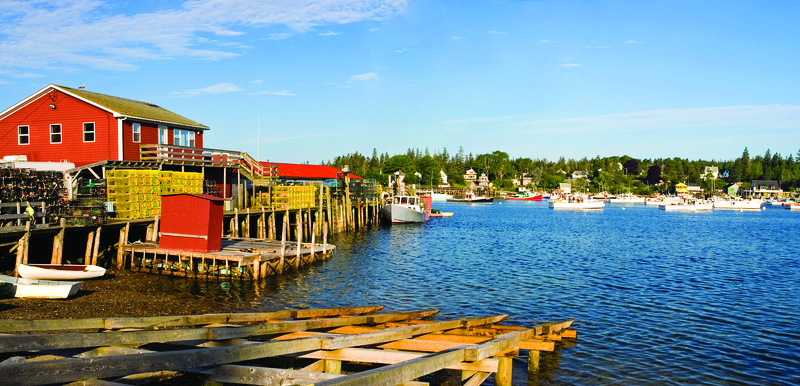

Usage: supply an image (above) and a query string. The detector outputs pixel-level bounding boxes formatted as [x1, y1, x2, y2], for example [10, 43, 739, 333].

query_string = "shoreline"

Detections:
[0, 270, 240, 320]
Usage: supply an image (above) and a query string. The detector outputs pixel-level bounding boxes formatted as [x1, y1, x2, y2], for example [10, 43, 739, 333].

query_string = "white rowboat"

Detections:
[0, 274, 82, 299]
[18, 264, 106, 280]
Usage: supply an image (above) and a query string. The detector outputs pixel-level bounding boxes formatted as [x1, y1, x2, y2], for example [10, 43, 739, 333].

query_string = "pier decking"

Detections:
[120, 238, 336, 279]
[0, 306, 576, 386]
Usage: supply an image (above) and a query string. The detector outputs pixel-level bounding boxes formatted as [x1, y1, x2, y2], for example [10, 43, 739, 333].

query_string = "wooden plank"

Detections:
[464, 329, 535, 362]
[292, 306, 384, 319]
[203, 365, 341, 385]
[300, 348, 498, 373]
[65, 380, 131, 386]
[321, 327, 413, 350]
[0, 328, 212, 353]
[377, 339, 465, 353]
[327, 326, 384, 334]
[518, 339, 555, 352]
[0, 318, 107, 333]
[562, 329, 577, 339]
[414, 334, 492, 345]
[311, 346, 467, 386]
[0, 338, 323, 386]
[301, 360, 326, 372]
[462, 371, 491, 386]
[208, 316, 371, 341]
[104, 311, 292, 329]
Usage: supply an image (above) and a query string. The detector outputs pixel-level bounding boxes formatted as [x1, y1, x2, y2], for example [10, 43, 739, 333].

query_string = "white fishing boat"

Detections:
[712, 198, 763, 210]
[0, 274, 82, 299]
[659, 199, 713, 211]
[645, 196, 680, 206]
[381, 195, 429, 224]
[18, 264, 106, 280]
[549, 195, 605, 209]
[607, 193, 646, 204]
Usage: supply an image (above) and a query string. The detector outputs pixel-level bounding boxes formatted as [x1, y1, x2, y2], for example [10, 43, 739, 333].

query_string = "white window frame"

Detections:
[173, 129, 181, 146]
[50, 124, 62, 144]
[18, 125, 29, 145]
[158, 125, 168, 145]
[83, 122, 95, 142]
[188, 131, 196, 147]
[132, 122, 141, 143]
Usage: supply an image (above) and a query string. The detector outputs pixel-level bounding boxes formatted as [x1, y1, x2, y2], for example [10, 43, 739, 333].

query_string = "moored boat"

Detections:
[607, 194, 645, 204]
[505, 192, 543, 201]
[18, 264, 106, 280]
[447, 191, 493, 203]
[659, 199, 713, 211]
[0, 274, 82, 299]
[381, 195, 430, 224]
[712, 198, 763, 210]
[549, 195, 605, 209]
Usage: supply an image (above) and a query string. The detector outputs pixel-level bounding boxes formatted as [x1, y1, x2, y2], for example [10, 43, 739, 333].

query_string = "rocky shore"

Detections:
[0, 270, 240, 320]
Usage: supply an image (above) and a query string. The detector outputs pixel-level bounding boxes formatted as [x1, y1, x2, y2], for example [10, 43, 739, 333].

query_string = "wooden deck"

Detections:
[0, 306, 576, 386]
[119, 238, 336, 279]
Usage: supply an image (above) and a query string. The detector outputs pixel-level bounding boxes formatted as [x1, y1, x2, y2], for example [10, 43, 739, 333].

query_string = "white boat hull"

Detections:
[608, 197, 646, 203]
[18, 264, 106, 280]
[381, 204, 426, 224]
[659, 203, 714, 211]
[713, 200, 763, 210]
[0, 274, 81, 299]
[549, 201, 605, 209]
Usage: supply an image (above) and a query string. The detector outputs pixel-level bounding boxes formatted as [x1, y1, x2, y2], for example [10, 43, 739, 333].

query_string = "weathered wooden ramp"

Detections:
[0, 306, 576, 386]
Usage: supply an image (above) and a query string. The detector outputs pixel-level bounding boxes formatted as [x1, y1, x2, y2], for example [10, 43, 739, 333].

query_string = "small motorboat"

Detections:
[505, 192, 543, 201]
[0, 274, 82, 299]
[18, 264, 106, 280]
[549, 195, 605, 209]
[447, 191, 493, 203]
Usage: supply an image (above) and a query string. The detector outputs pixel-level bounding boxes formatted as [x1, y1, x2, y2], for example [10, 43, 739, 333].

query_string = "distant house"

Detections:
[0, 84, 209, 167]
[703, 166, 719, 180]
[724, 183, 743, 196]
[558, 182, 571, 194]
[687, 183, 703, 194]
[464, 168, 477, 183]
[674, 183, 689, 195]
[571, 171, 590, 180]
[750, 180, 782, 197]
[478, 173, 490, 188]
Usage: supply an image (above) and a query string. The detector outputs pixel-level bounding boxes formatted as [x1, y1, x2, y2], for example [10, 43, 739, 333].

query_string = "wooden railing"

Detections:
[139, 144, 278, 178]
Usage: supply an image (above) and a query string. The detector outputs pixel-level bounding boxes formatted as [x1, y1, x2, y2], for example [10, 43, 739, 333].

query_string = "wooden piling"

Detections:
[85, 231, 95, 263]
[91, 226, 102, 266]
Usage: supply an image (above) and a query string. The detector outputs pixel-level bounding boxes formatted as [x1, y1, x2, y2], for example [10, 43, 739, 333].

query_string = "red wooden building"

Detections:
[0, 84, 209, 167]
[159, 194, 224, 253]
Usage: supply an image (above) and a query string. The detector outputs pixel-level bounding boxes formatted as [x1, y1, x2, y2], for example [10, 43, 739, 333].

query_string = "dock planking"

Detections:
[0, 306, 576, 386]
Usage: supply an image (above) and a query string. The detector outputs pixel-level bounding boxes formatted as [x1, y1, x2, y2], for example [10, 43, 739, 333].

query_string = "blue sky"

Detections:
[1, 0, 798, 164]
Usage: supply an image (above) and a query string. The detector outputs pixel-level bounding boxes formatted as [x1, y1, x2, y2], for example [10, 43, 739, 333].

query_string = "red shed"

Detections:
[159, 194, 224, 253]
[0, 84, 209, 167]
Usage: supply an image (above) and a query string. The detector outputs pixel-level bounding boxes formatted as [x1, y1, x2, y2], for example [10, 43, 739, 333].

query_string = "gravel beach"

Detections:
[0, 270, 239, 320]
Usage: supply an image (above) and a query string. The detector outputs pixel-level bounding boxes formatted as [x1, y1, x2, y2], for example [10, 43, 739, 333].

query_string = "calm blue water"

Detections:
[171, 201, 800, 385]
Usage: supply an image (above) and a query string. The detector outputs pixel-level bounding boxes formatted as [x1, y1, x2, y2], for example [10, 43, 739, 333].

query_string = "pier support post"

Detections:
[51, 219, 65, 264]
[324, 359, 341, 374]
[85, 231, 95, 263]
[495, 356, 513, 386]
[91, 226, 102, 266]
[116, 223, 129, 269]
[527, 350, 540, 372]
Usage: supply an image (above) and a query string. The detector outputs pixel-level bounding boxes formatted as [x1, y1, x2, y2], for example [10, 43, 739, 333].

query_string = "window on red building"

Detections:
[18, 126, 29, 145]
[83, 122, 95, 142]
[50, 124, 62, 144]
[132, 123, 141, 143]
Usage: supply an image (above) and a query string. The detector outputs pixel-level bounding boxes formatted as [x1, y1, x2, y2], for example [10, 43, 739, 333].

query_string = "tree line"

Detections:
[326, 147, 800, 195]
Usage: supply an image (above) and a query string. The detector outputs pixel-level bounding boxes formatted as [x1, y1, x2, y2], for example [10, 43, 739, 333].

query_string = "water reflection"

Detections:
[152, 202, 800, 385]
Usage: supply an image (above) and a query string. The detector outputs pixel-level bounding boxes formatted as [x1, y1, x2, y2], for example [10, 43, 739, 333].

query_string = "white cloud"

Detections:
[369, 28, 380, 32]
[174, 83, 244, 97]
[0, 1, 408, 71]
[248, 90, 295, 96]
[0, 79, 11, 85]
[319, 31, 340, 36]
[250, 79, 264, 84]
[538, 39, 558, 43]
[452, 36, 462, 40]
[624, 40, 644, 44]
[561, 63, 582, 68]
[263, 32, 294, 40]
[350, 72, 378, 81]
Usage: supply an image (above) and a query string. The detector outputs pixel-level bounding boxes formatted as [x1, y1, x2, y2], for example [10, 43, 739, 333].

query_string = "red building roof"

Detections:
[262, 162, 362, 180]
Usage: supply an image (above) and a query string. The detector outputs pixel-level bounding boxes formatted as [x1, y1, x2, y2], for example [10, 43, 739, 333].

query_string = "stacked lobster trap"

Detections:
[106, 170, 203, 219]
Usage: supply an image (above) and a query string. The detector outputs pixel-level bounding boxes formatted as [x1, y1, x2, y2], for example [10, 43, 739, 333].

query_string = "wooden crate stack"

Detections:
[107, 170, 203, 219]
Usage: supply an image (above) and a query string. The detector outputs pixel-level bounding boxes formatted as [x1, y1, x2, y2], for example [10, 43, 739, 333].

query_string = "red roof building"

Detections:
[0, 84, 209, 167]
[263, 162, 362, 181]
